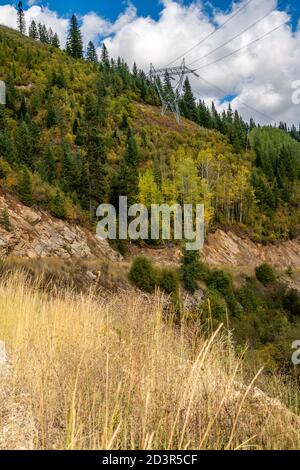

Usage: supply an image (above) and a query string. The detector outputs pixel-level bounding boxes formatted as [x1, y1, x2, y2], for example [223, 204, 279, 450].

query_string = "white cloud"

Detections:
[0, 0, 299, 125]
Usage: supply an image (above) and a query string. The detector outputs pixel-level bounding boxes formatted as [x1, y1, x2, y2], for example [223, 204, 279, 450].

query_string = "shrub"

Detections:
[283, 289, 300, 317]
[207, 269, 233, 296]
[129, 256, 157, 293]
[201, 288, 228, 321]
[158, 268, 179, 295]
[180, 249, 208, 293]
[255, 263, 276, 286]
[1, 207, 12, 231]
[286, 266, 293, 278]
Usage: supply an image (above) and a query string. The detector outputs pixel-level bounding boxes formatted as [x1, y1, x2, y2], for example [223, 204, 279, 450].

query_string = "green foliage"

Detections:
[0, 23, 299, 243]
[283, 289, 300, 317]
[129, 256, 157, 293]
[1, 207, 12, 232]
[286, 265, 293, 278]
[86, 41, 98, 63]
[17, 1, 26, 35]
[207, 269, 233, 296]
[129, 257, 180, 302]
[180, 249, 205, 293]
[50, 190, 66, 219]
[19, 167, 33, 206]
[111, 130, 140, 207]
[158, 268, 179, 295]
[66, 15, 83, 59]
[255, 263, 276, 286]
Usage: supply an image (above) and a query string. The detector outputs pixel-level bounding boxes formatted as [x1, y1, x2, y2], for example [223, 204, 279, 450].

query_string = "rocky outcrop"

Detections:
[0, 193, 118, 261]
[203, 230, 300, 269]
[1, 192, 299, 271]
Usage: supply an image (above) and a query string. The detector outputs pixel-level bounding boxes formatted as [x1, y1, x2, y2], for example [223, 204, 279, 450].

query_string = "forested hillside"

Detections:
[1, 23, 300, 244]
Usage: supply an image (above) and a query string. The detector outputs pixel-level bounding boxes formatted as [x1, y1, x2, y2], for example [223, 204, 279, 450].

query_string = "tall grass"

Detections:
[0, 273, 299, 450]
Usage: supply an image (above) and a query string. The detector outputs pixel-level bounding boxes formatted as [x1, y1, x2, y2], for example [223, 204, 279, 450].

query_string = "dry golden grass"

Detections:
[0, 273, 299, 450]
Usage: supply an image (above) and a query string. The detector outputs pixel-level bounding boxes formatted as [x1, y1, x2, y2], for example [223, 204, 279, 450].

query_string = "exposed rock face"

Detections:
[203, 230, 300, 269]
[0, 193, 118, 261]
[1, 192, 299, 270]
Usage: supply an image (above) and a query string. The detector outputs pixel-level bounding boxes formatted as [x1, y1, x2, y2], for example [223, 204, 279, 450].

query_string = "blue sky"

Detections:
[0, 1, 298, 24]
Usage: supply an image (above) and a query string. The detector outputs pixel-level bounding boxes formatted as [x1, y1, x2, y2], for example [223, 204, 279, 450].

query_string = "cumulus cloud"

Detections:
[0, 0, 299, 124]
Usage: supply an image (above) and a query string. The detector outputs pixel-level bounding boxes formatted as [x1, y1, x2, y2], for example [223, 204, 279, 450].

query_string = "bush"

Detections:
[158, 268, 179, 295]
[180, 249, 208, 293]
[207, 269, 233, 296]
[129, 256, 157, 293]
[255, 263, 276, 286]
[283, 289, 300, 317]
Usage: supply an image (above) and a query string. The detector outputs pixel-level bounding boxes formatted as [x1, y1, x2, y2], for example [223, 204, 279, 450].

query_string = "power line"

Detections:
[165, 0, 256, 68]
[194, 21, 287, 72]
[187, 4, 279, 69]
[193, 73, 277, 123]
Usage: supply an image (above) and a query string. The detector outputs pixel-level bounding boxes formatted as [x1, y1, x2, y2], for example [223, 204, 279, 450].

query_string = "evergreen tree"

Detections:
[38, 24, 49, 43]
[180, 248, 203, 294]
[19, 167, 33, 206]
[83, 103, 109, 216]
[163, 71, 175, 103]
[100, 44, 109, 66]
[86, 41, 98, 62]
[180, 77, 197, 122]
[66, 15, 83, 59]
[111, 130, 139, 207]
[15, 121, 33, 169]
[29, 20, 38, 40]
[17, 1, 26, 35]
[40, 147, 56, 184]
[50, 190, 66, 219]
[48, 27, 54, 44]
[18, 95, 27, 121]
[46, 97, 59, 128]
[51, 33, 60, 49]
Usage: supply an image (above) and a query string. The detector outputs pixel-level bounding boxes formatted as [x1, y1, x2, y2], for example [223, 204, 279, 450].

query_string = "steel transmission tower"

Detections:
[149, 59, 199, 123]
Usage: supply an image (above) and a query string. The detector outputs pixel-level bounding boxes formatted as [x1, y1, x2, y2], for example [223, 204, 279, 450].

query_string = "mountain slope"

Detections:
[1, 25, 299, 243]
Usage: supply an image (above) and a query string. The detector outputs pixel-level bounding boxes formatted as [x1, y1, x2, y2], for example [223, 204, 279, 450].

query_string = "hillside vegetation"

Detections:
[0, 273, 299, 450]
[0, 25, 300, 242]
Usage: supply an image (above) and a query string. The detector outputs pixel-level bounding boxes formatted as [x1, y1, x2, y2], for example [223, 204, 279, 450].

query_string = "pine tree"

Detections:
[100, 44, 109, 66]
[18, 95, 27, 121]
[29, 20, 38, 40]
[180, 77, 197, 122]
[86, 41, 98, 62]
[19, 167, 33, 206]
[46, 97, 59, 128]
[51, 33, 60, 49]
[163, 72, 175, 102]
[111, 130, 140, 207]
[84, 128, 109, 217]
[38, 24, 49, 43]
[40, 147, 56, 184]
[17, 1, 26, 35]
[50, 190, 66, 219]
[66, 15, 83, 59]
[48, 28, 54, 44]
[15, 121, 33, 169]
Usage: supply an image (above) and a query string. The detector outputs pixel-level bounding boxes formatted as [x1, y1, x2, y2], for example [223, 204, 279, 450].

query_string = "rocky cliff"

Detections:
[0, 192, 118, 261]
[1, 192, 299, 271]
